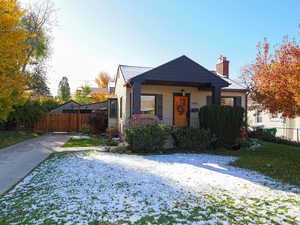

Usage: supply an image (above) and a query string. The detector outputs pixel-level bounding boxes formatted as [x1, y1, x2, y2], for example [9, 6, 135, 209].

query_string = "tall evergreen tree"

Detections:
[58, 76, 71, 102]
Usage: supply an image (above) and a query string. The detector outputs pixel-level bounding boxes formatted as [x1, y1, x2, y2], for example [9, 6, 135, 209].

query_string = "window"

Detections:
[221, 97, 235, 106]
[140, 95, 156, 115]
[207, 96, 242, 106]
[120, 97, 123, 118]
[109, 99, 117, 118]
[256, 110, 262, 123]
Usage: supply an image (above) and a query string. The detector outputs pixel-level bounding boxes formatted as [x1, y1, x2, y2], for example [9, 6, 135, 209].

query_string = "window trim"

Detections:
[207, 96, 242, 107]
[140, 94, 157, 115]
[109, 98, 118, 118]
[120, 97, 123, 118]
[220, 96, 235, 106]
[222, 96, 242, 107]
[256, 109, 263, 123]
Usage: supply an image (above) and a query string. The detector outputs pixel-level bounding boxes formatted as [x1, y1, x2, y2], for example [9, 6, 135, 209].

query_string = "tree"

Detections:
[90, 91, 110, 103]
[58, 77, 71, 102]
[6, 98, 59, 129]
[242, 27, 300, 118]
[95, 72, 110, 88]
[74, 85, 92, 104]
[25, 61, 50, 97]
[0, 0, 31, 122]
[21, 0, 56, 97]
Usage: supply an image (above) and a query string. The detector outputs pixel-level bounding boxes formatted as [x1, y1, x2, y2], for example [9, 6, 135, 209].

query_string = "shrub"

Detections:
[125, 125, 171, 153]
[249, 128, 300, 147]
[89, 111, 107, 133]
[172, 127, 210, 150]
[199, 105, 244, 148]
[4, 99, 60, 129]
[80, 127, 91, 135]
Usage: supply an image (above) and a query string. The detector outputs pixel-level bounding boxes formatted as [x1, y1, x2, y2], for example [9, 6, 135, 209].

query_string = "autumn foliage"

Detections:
[92, 72, 112, 102]
[244, 28, 300, 118]
[0, 0, 31, 121]
[95, 72, 110, 88]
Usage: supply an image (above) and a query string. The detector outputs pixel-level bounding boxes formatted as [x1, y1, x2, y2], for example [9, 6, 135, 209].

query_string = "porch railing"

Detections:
[124, 117, 200, 129]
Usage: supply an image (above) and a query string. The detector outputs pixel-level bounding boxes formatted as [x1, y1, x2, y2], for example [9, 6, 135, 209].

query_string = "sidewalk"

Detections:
[0, 133, 70, 194]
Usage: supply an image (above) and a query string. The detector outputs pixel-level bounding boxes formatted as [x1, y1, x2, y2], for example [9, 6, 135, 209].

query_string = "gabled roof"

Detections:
[221, 77, 247, 91]
[210, 70, 247, 91]
[119, 65, 152, 81]
[130, 56, 229, 87]
[80, 101, 107, 110]
[50, 100, 81, 112]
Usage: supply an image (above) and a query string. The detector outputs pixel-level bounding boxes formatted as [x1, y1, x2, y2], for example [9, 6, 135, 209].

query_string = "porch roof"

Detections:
[127, 56, 230, 87]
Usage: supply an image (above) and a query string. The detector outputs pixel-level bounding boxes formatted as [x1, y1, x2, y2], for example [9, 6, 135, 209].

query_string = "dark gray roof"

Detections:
[130, 56, 229, 87]
[50, 100, 81, 113]
[80, 101, 107, 110]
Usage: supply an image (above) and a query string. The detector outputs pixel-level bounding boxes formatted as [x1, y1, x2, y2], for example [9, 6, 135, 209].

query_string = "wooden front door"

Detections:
[174, 95, 189, 127]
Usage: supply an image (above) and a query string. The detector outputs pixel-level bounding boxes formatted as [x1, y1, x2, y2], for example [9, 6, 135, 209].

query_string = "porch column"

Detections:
[211, 85, 221, 105]
[132, 82, 141, 114]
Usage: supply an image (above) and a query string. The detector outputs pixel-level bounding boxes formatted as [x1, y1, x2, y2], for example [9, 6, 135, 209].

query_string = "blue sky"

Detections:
[21, 0, 300, 95]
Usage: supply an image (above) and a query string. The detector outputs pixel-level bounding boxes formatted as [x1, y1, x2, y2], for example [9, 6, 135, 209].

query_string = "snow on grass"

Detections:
[1, 152, 300, 225]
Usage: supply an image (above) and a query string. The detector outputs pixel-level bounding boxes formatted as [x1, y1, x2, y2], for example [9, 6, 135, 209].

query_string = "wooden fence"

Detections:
[33, 113, 92, 132]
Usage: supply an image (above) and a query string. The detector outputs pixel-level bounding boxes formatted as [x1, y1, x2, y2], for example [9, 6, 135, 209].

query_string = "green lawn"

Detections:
[61, 137, 105, 147]
[207, 141, 300, 187]
[0, 131, 40, 149]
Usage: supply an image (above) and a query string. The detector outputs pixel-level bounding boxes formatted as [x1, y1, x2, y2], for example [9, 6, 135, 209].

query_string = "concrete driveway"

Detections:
[0, 133, 71, 194]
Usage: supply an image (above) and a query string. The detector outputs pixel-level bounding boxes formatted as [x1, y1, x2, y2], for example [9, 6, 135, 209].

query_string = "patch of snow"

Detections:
[1, 152, 299, 225]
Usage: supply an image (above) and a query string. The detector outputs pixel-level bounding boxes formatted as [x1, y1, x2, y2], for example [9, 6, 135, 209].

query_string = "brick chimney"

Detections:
[216, 56, 229, 78]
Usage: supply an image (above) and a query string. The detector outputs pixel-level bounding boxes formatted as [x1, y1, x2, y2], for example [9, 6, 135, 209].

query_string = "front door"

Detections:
[174, 95, 189, 127]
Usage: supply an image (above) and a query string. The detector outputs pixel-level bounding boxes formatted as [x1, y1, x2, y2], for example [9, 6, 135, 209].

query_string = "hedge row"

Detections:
[125, 125, 211, 153]
[125, 105, 245, 153]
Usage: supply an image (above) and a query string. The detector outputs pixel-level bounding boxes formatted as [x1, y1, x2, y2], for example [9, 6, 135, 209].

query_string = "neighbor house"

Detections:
[107, 55, 248, 133]
[248, 104, 300, 142]
[51, 100, 107, 114]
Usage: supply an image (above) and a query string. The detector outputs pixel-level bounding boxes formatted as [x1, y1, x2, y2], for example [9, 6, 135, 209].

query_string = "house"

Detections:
[107, 55, 248, 133]
[248, 104, 300, 142]
[51, 100, 81, 114]
[51, 100, 107, 114]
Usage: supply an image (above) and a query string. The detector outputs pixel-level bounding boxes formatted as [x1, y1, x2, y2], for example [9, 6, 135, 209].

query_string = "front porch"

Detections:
[127, 56, 230, 128]
[129, 83, 227, 128]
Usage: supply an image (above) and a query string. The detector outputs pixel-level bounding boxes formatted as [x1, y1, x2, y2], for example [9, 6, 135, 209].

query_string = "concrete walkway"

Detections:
[0, 133, 71, 194]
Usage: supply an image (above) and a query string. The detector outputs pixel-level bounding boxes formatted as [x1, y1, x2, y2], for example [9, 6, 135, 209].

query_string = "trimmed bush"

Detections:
[172, 127, 210, 150]
[125, 125, 171, 153]
[199, 105, 244, 148]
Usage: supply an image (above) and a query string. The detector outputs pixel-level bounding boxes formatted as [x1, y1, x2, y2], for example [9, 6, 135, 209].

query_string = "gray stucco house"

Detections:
[107, 55, 247, 133]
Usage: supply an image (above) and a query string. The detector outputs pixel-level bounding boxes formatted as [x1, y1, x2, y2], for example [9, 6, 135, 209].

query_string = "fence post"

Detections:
[297, 128, 299, 142]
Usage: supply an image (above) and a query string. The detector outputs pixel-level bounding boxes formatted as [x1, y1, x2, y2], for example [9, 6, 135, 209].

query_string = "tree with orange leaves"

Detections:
[92, 72, 112, 103]
[90, 91, 110, 103]
[242, 26, 300, 118]
[95, 72, 110, 88]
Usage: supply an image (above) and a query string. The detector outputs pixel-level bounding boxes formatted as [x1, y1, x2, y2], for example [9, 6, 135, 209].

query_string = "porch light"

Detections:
[181, 89, 186, 96]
